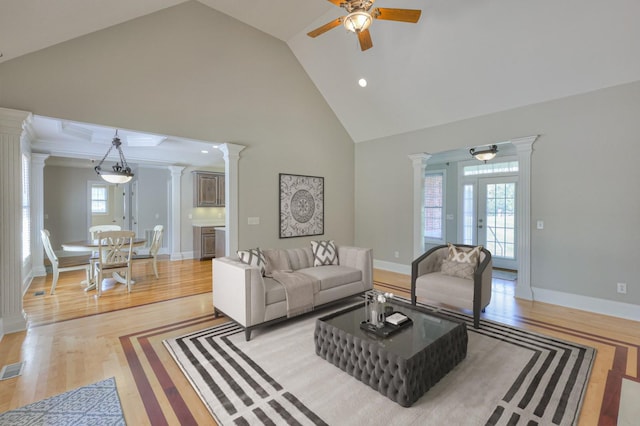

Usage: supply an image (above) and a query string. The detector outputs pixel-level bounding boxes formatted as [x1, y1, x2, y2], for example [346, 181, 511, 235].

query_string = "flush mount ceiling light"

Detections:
[470, 145, 498, 163]
[94, 130, 134, 184]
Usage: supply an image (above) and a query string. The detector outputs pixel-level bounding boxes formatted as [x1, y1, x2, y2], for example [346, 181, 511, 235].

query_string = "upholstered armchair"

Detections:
[411, 244, 492, 328]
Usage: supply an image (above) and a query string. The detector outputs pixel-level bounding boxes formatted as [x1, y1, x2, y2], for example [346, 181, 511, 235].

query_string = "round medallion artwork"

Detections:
[290, 190, 315, 223]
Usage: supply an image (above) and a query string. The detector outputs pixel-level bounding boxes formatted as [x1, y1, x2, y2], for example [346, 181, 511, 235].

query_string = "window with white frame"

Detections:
[424, 170, 445, 242]
[22, 154, 31, 261]
[91, 184, 109, 214]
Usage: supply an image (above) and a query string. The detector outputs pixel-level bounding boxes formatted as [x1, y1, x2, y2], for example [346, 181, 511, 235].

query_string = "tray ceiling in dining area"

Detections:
[2, 0, 639, 144]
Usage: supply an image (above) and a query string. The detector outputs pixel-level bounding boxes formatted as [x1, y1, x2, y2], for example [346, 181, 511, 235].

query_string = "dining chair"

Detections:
[94, 230, 135, 297]
[132, 225, 164, 279]
[89, 224, 121, 239]
[41, 229, 91, 295]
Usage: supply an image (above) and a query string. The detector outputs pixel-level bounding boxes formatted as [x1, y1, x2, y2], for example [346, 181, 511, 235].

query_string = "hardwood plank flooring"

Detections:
[1, 262, 638, 425]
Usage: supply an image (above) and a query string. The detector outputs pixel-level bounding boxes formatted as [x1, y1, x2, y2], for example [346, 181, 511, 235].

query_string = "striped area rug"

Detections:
[164, 303, 595, 425]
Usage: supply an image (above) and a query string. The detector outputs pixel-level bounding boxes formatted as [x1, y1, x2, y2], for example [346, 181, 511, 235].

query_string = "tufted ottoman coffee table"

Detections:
[314, 299, 467, 407]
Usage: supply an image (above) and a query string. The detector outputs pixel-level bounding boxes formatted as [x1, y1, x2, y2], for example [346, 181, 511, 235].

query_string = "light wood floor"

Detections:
[1, 260, 638, 425]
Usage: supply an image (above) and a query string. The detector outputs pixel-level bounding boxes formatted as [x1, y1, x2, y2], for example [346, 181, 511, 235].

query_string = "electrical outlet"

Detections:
[394, 251, 399, 258]
[617, 283, 627, 294]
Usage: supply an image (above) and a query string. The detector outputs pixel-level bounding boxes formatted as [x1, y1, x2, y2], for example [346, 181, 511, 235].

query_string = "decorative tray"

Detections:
[359, 312, 413, 338]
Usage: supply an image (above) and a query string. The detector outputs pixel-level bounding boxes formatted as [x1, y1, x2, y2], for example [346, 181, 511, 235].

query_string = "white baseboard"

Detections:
[530, 286, 640, 322]
[373, 261, 640, 323]
[373, 260, 410, 275]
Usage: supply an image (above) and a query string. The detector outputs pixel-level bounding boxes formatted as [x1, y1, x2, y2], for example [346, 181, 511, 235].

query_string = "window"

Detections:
[91, 185, 109, 214]
[22, 154, 31, 261]
[424, 171, 445, 242]
[463, 161, 518, 176]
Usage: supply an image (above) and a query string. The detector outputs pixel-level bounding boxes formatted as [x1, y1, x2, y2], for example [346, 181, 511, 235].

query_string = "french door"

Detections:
[462, 176, 518, 270]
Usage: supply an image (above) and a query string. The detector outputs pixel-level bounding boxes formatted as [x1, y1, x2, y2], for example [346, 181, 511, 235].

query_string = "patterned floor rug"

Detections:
[164, 302, 595, 426]
[0, 377, 125, 426]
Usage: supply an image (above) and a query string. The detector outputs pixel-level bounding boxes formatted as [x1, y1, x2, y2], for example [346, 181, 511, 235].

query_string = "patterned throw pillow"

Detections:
[237, 247, 266, 275]
[311, 240, 339, 266]
[446, 243, 483, 265]
[441, 258, 476, 280]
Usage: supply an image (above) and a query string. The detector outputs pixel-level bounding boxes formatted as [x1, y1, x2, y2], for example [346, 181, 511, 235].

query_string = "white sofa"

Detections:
[213, 245, 373, 340]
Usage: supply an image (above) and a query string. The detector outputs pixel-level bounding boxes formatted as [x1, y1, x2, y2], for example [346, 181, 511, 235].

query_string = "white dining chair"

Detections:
[132, 225, 164, 279]
[89, 224, 121, 239]
[94, 230, 134, 297]
[41, 229, 91, 295]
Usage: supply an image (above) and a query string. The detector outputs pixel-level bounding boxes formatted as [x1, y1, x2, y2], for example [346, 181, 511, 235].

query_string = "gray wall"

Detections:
[43, 167, 96, 249]
[0, 1, 355, 251]
[355, 81, 640, 306]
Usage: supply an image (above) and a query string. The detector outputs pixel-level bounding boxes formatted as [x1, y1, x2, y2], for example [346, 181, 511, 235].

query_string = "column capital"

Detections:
[168, 165, 185, 177]
[219, 143, 245, 161]
[511, 135, 538, 153]
[0, 107, 32, 136]
[408, 152, 432, 167]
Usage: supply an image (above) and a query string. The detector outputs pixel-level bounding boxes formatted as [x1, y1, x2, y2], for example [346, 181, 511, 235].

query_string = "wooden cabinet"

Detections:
[215, 227, 226, 258]
[193, 171, 225, 207]
[193, 226, 216, 260]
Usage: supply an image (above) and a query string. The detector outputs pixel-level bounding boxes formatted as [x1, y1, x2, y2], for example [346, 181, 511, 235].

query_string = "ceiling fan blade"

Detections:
[373, 8, 422, 23]
[358, 29, 373, 51]
[307, 18, 343, 38]
[327, 0, 343, 5]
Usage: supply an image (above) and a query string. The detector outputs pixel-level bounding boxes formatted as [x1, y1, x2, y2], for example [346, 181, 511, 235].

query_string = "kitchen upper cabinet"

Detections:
[193, 171, 225, 207]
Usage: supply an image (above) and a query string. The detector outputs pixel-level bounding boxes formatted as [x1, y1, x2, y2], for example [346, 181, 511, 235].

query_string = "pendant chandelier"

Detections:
[94, 130, 134, 184]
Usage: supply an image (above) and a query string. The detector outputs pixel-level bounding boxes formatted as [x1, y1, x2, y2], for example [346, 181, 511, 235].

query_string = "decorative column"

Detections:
[219, 143, 245, 256]
[408, 153, 432, 258]
[31, 153, 50, 277]
[512, 135, 538, 300]
[0, 107, 32, 335]
[168, 166, 184, 261]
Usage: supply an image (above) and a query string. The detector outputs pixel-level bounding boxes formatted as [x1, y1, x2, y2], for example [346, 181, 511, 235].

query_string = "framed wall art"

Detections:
[279, 173, 324, 238]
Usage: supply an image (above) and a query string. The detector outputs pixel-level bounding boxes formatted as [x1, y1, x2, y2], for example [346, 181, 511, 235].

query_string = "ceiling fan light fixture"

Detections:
[94, 130, 134, 184]
[343, 11, 372, 33]
[470, 145, 498, 162]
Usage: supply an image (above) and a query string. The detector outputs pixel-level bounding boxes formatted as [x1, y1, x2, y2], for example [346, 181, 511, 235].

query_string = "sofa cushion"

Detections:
[415, 271, 475, 310]
[298, 265, 361, 291]
[311, 240, 339, 266]
[441, 258, 475, 280]
[262, 249, 292, 277]
[263, 277, 286, 305]
[237, 247, 266, 275]
[286, 247, 314, 270]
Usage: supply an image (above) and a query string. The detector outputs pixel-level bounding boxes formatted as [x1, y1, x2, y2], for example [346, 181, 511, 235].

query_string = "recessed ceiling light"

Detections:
[201, 150, 209, 154]
[358, 78, 367, 88]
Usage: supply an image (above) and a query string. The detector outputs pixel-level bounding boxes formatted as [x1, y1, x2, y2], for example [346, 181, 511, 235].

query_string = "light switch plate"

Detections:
[536, 220, 544, 230]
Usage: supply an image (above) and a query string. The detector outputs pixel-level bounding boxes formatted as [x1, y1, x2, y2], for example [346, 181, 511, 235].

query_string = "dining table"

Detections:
[62, 237, 147, 291]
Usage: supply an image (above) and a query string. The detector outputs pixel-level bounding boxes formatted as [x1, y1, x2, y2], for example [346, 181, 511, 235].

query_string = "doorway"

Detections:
[461, 170, 518, 270]
[88, 181, 126, 235]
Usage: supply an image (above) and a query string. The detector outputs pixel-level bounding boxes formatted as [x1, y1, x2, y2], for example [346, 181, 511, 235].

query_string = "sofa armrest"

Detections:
[212, 257, 267, 327]
[338, 246, 373, 290]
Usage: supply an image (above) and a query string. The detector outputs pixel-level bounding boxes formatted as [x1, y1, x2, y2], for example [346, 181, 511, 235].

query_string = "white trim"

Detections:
[408, 153, 431, 258]
[373, 259, 410, 275]
[530, 287, 640, 322]
[512, 136, 537, 300]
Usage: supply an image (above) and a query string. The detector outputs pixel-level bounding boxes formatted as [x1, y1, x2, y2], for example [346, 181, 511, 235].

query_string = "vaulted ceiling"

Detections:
[2, 0, 639, 148]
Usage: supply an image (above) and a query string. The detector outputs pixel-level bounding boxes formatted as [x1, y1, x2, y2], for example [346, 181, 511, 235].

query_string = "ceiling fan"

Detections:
[307, 0, 422, 51]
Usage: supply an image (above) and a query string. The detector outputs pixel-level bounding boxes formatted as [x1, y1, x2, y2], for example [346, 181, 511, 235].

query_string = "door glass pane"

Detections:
[462, 184, 474, 245]
[485, 182, 516, 259]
